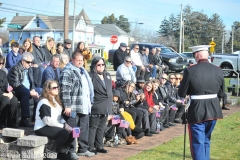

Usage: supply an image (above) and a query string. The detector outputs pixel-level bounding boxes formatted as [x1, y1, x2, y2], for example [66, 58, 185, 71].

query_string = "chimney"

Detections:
[16, 13, 19, 16]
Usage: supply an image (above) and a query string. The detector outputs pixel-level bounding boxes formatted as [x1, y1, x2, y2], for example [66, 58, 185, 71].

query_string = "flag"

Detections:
[119, 120, 130, 128]
[156, 111, 161, 117]
[112, 115, 121, 125]
[171, 105, 178, 110]
[7, 84, 13, 92]
[72, 127, 80, 138]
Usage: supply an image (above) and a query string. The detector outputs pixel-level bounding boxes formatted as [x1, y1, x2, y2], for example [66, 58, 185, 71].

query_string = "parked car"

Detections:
[211, 53, 239, 77]
[131, 43, 188, 72]
[182, 52, 211, 64]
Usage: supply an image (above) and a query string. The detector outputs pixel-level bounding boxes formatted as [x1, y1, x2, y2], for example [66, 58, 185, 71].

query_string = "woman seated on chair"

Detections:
[34, 80, 75, 159]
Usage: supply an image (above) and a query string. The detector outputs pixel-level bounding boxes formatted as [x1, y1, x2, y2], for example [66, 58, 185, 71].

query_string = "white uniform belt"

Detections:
[191, 94, 217, 100]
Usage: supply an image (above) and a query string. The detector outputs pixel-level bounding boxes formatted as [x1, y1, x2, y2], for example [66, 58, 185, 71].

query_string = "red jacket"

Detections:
[144, 88, 155, 108]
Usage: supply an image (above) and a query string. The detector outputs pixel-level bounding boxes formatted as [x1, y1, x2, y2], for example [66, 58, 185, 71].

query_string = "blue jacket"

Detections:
[41, 65, 60, 87]
[6, 50, 22, 70]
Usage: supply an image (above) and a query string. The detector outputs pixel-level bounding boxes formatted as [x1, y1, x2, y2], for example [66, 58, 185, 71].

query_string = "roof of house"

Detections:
[8, 9, 92, 31]
[94, 24, 128, 36]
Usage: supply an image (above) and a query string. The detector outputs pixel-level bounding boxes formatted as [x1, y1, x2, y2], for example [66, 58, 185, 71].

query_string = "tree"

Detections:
[101, 14, 130, 33]
[0, 18, 6, 28]
[225, 21, 240, 53]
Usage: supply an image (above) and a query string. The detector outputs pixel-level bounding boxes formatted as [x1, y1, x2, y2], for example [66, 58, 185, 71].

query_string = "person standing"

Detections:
[63, 39, 73, 59]
[113, 43, 128, 71]
[60, 51, 95, 157]
[178, 45, 224, 160]
[88, 56, 113, 154]
[42, 37, 57, 63]
[75, 41, 92, 71]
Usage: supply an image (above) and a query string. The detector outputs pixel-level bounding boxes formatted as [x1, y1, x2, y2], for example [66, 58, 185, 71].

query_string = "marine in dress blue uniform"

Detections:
[178, 45, 224, 160]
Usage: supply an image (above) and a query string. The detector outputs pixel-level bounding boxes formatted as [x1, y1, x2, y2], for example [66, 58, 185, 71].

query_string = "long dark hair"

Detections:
[90, 56, 106, 73]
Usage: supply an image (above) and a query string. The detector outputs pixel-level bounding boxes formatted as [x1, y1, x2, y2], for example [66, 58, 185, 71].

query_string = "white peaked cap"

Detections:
[189, 45, 211, 53]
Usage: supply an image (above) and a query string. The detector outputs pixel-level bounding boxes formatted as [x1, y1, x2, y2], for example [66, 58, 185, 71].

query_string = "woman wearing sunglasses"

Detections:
[34, 80, 74, 159]
[88, 56, 113, 154]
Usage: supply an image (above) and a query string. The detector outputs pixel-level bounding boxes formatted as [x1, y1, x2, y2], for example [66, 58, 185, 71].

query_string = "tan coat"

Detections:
[81, 49, 92, 71]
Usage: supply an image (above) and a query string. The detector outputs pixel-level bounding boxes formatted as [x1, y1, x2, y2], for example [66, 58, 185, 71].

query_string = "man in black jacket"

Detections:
[32, 36, 46, 65]
[113, 43, 128, 71]
[8, 52, 39, 127]
[63, 39, 73, 59]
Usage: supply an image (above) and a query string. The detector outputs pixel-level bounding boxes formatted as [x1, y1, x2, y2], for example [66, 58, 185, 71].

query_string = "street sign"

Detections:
[110, 35, 118, 44]
[210, 47, 215, 53]
[209, 41, 216, 47]
[8, 24, 22, 29]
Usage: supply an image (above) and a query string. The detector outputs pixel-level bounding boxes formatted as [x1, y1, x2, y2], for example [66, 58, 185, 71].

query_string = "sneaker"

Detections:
[119, 139, 127, 145]
[77, 150, 95, 157]
[68, 152, 79, 160]
[105, 141, 118, 147]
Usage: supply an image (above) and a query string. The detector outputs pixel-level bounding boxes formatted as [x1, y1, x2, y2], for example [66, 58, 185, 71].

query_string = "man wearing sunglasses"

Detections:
[115, 56, 136, 88]
[178, 45, 224, 160]
[8, 52, 39, 127]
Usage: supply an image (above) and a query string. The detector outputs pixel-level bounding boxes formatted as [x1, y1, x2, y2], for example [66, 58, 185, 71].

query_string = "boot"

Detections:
[126, 136, 134, 145]
[132, 127, 145, 139]
[131, 136, 139, 144]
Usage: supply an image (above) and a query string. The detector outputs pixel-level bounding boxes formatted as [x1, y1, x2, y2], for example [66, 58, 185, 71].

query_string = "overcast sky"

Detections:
[0, 0, 239, 31]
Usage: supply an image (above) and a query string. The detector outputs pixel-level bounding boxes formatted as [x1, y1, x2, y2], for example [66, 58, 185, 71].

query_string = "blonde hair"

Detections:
[60, 53, 69, 69]
[45, 37, 56, 55]
[22, 38, 33, 52]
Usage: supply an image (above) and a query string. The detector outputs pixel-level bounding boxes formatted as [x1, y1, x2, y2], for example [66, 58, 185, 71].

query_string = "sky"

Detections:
[0, 0, 240, 32]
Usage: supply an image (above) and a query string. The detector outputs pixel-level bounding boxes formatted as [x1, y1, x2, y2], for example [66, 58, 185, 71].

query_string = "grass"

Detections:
[127, 111, 240, 160]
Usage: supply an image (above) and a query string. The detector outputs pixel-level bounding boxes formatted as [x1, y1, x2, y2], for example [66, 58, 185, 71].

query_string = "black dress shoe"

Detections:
[89, 150, 98, 155]
[174, 118, 182, 123]
[19, 119, 34, 127]
[150, 131, 160, 134]
[169, 122, 176, 126]
[96, 148, 108, 153]
[145, 132, 153, 136]
[222, 106, 230, 110]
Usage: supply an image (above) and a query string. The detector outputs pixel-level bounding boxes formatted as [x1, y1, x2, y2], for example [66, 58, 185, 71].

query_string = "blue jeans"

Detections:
[151, 65, 157, 78]
[132, 65, 137, 73]
[14, 87, 31, 118]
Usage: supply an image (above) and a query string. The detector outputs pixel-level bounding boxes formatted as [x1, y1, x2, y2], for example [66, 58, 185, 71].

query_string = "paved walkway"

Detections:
[0, 105, 238, 160]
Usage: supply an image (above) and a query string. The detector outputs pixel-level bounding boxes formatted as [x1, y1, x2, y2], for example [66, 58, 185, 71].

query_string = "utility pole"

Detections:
[182, 20, 184, 52]
[64, 0, 69, 39]
[222, 31, 224, 53]
[232, 26, 234, 53]
[179, 4, 183, 53]
[72, 0, 76, 51]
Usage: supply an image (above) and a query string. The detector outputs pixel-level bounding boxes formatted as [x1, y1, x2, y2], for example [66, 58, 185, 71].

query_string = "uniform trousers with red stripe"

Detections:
[188, 120, 217, 160]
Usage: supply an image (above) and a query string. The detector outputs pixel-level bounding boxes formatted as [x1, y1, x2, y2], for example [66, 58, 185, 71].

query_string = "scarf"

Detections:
[144, 88, 154, 108]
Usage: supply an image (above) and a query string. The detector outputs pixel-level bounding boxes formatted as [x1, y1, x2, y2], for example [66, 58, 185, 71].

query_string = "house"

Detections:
[7, 9, 129, 58]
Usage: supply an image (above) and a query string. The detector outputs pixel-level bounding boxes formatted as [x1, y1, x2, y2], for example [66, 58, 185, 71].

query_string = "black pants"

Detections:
[35, 126, 74, 152]
[88, 116, 108, 150]
[161, 106, 169, 126]
[135, 65, 145, 79]
[105, 122, 131, 141]
[220, 92, 228, 108]
[125, 107, 143, 128]
[0, 94, 18, 125]
[175, 103, 185, 119]
[76, 114, 89, 153]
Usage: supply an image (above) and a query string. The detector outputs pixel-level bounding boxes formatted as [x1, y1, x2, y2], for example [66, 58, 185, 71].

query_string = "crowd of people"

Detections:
[0, 37, 230, 160]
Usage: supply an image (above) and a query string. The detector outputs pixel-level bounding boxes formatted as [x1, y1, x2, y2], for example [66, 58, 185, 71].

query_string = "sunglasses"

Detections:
[161, 77, 167, 80]
[176, 78, 181, 80]
[24, 60, 32, 64]
[170, 78, 175, 79]
[126, 49, 130, 50]
[97, 64, 105, 67]
[50, 86, 59, 90]
[134, 48, 139, 49]
[0, 63, 4, 65]
[125, 60, 132, 63]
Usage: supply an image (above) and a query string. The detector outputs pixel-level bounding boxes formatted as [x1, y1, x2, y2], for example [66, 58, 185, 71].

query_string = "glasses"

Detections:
[97, 64, 105, 67]
[50, 86, 59, 90]
[176, 78, 181, 80]
[161, 77, 167, 80]
[170, 78, 175, 79]
[157, 50, 161, 52]
[126, 49, 130, 50]
[24, 60, 32, 64]
[125, 60, 132, 63]
[0, 63, 4, 65]
[134, 48, 139, 49]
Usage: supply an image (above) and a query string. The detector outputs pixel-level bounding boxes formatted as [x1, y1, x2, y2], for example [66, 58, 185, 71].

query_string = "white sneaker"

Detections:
[77, 150, 95, 157]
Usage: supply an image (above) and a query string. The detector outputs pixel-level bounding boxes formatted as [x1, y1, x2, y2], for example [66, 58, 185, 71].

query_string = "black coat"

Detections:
[32, 44, 46, 65]
[7, 61, 35, 90]
[63, 47, 73, 60]
[42, 45, 53, 63]
[148, 53, 158, 65]
[89, 72, 113, 114]
[113, 48, 127, 71]
[0, 70, 8, 95]
[178, 59, 224, 124]
[118, 88, 141, 109]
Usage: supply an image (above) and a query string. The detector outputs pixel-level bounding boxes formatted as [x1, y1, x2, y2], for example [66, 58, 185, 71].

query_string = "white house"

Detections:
[8, 9, 129, 58]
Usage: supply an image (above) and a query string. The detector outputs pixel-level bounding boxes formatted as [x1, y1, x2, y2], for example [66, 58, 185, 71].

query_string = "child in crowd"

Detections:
[6, 42, 22, 70]
[104, 90, 138, 147]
